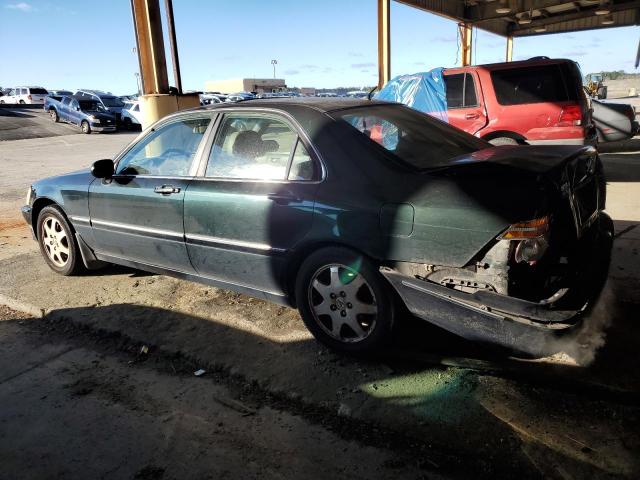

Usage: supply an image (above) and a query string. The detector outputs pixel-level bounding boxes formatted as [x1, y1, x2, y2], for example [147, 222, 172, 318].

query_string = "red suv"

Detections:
[443, 58, 596, 146]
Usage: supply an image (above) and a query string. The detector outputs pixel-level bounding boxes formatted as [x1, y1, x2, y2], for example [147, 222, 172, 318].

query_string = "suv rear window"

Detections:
[334, 105, 489, 170]
[490, 64, 578, 105]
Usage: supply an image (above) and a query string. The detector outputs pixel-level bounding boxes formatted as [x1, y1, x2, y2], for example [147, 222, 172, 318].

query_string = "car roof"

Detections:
[199, 97, 390, 114]
[455, 57, 575, 71]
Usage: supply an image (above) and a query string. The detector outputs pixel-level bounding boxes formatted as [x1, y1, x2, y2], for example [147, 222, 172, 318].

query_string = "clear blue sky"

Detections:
[1, 0, 638, 95]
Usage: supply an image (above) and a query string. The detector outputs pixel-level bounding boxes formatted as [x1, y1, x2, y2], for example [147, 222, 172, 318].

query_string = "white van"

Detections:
[0, 86, 49, 104]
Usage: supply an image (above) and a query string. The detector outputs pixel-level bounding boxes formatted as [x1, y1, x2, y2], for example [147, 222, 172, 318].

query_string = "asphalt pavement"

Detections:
[1, 114, 639, 478]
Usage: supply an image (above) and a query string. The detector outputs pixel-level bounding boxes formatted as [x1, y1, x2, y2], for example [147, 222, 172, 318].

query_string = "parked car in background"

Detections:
[75, 90, 126, 123]
[380, 58, 596, 146]
[21, 99, 612, 357]
[48, 90, 74, 97]
[590, 97, 639, 142]
[442, 58, 595, 145]
[121, 101, 143, 129]
[44, 95, 116, 134]
[0, 86, 49, 104]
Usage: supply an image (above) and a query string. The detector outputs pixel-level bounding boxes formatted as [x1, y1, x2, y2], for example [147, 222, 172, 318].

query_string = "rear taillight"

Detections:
[499, 216, 549, 240]
[27, 95, 32, 101]
[558, 104, 582, 126]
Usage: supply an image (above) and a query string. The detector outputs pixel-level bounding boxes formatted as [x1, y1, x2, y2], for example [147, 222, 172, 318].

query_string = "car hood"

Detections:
[84, 111, 116, 120]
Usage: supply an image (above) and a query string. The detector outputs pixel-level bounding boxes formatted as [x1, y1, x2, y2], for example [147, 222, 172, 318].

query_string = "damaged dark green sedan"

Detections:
[22, 99, 613, 356]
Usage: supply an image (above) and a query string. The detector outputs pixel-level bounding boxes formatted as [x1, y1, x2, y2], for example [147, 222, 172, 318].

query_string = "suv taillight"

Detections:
[558, 104, 582, 126]
[27, 94, 32, 100]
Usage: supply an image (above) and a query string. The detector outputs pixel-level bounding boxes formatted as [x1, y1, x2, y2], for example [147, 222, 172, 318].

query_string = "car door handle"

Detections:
[268, 193, 300, 204]
[154, 185, 181, 195]
[465, 113, 480, 120]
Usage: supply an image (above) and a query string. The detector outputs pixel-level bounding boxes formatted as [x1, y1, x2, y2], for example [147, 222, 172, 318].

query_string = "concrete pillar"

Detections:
[459, 22, 473, 66]
[506, 35, 513, 62]
[377, 0, 391, 89]
[131, 0, 199, 129]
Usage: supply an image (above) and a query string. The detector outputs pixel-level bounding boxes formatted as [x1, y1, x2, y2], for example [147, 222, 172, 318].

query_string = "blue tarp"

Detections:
[375, 68, 448, 122]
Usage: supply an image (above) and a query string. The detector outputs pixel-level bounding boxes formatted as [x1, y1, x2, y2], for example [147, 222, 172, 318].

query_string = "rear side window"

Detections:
[30, 88, 48, 94]
[491, 64, 577, 105]
[62, 98, 72, 106]
[444, 73, 478, 109]
[206, 113, 302, 180]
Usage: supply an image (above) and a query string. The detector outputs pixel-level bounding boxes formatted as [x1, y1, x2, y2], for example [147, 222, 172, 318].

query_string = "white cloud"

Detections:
[5, 2, 33, 12]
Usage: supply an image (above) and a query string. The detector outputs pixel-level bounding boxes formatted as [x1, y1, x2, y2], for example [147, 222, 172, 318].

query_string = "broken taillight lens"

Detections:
[558, 104, 582, 126]
[499, 216, 549, 240]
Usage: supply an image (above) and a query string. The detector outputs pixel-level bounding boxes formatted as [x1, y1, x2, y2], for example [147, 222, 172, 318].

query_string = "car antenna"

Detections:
[367, 86, 378, 101]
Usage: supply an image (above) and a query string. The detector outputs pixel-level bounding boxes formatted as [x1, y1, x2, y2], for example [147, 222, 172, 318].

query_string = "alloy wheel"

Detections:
[308, 264, 378, 343]
[41, 215, 70, 267]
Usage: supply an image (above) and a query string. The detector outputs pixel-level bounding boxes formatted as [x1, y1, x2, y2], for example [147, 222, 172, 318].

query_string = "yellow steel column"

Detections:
[459, 22, 473, 66]
[131, 0, 169, 95]
[506, 35, 513, 62]
[130, 0, 199, 129]
[377, 0, 391, 90]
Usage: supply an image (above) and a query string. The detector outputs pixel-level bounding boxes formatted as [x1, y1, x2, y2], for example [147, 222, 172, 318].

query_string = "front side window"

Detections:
[336, 105, 488, 170]
[62, 97, 72, 106]
[206, 114, 299, 180]
[116, 116, 211, 177]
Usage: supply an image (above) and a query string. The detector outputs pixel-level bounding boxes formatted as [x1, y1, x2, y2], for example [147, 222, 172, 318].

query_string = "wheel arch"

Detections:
[481, 130, 527, 144]
[284, 240, 380, 307]
[31, 197, 69, 239]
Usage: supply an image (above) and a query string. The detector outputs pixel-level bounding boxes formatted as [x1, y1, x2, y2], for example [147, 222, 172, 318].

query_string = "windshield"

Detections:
[79, 100, 107, 112]
[101, 97, 125, 107]
[333, 105, 488, 170]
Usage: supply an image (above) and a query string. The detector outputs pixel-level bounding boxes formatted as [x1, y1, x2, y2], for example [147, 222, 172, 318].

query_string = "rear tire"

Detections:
[81, 120, 91, 134]
[50, 109, 59, 122]
[295, 247, 395, 355]
[19, 100, 25, 104]
[36, 205, 84, 276]
[488, 137, 519, 146]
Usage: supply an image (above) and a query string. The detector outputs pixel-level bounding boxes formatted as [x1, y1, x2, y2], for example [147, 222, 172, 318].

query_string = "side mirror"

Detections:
[91, 159, 114, 178]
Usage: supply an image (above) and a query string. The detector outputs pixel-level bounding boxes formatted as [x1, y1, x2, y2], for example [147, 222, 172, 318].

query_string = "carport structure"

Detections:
[378, 0, 640, 87]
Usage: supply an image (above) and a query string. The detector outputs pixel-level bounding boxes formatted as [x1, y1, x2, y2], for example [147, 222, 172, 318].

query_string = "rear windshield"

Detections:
[101, 97, 125, 107]
[29, 88, 48, 94]
[490, 63, 579, 105]
[333, 105, 488, 170]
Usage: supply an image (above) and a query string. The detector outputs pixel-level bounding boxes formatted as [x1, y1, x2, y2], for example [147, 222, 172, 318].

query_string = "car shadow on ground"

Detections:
[35, 292, 640, 478]
[0, 109, 37, 119]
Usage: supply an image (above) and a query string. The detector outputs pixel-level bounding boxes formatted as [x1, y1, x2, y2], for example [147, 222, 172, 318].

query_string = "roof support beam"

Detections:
[378, 0, 391, 89]
[506, 35, 513, 62]
[131, 0, 169, 94]
[459, 22, 473, 66]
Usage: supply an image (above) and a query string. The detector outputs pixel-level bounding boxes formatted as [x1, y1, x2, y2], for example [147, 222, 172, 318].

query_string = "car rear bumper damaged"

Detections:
[382, 213, 613, 357]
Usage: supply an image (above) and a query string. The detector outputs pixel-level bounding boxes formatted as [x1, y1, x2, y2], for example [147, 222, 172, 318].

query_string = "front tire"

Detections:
[295, 247, 395, 354]
[81, 120, 91, 134]
[37, 205, 84, 276]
